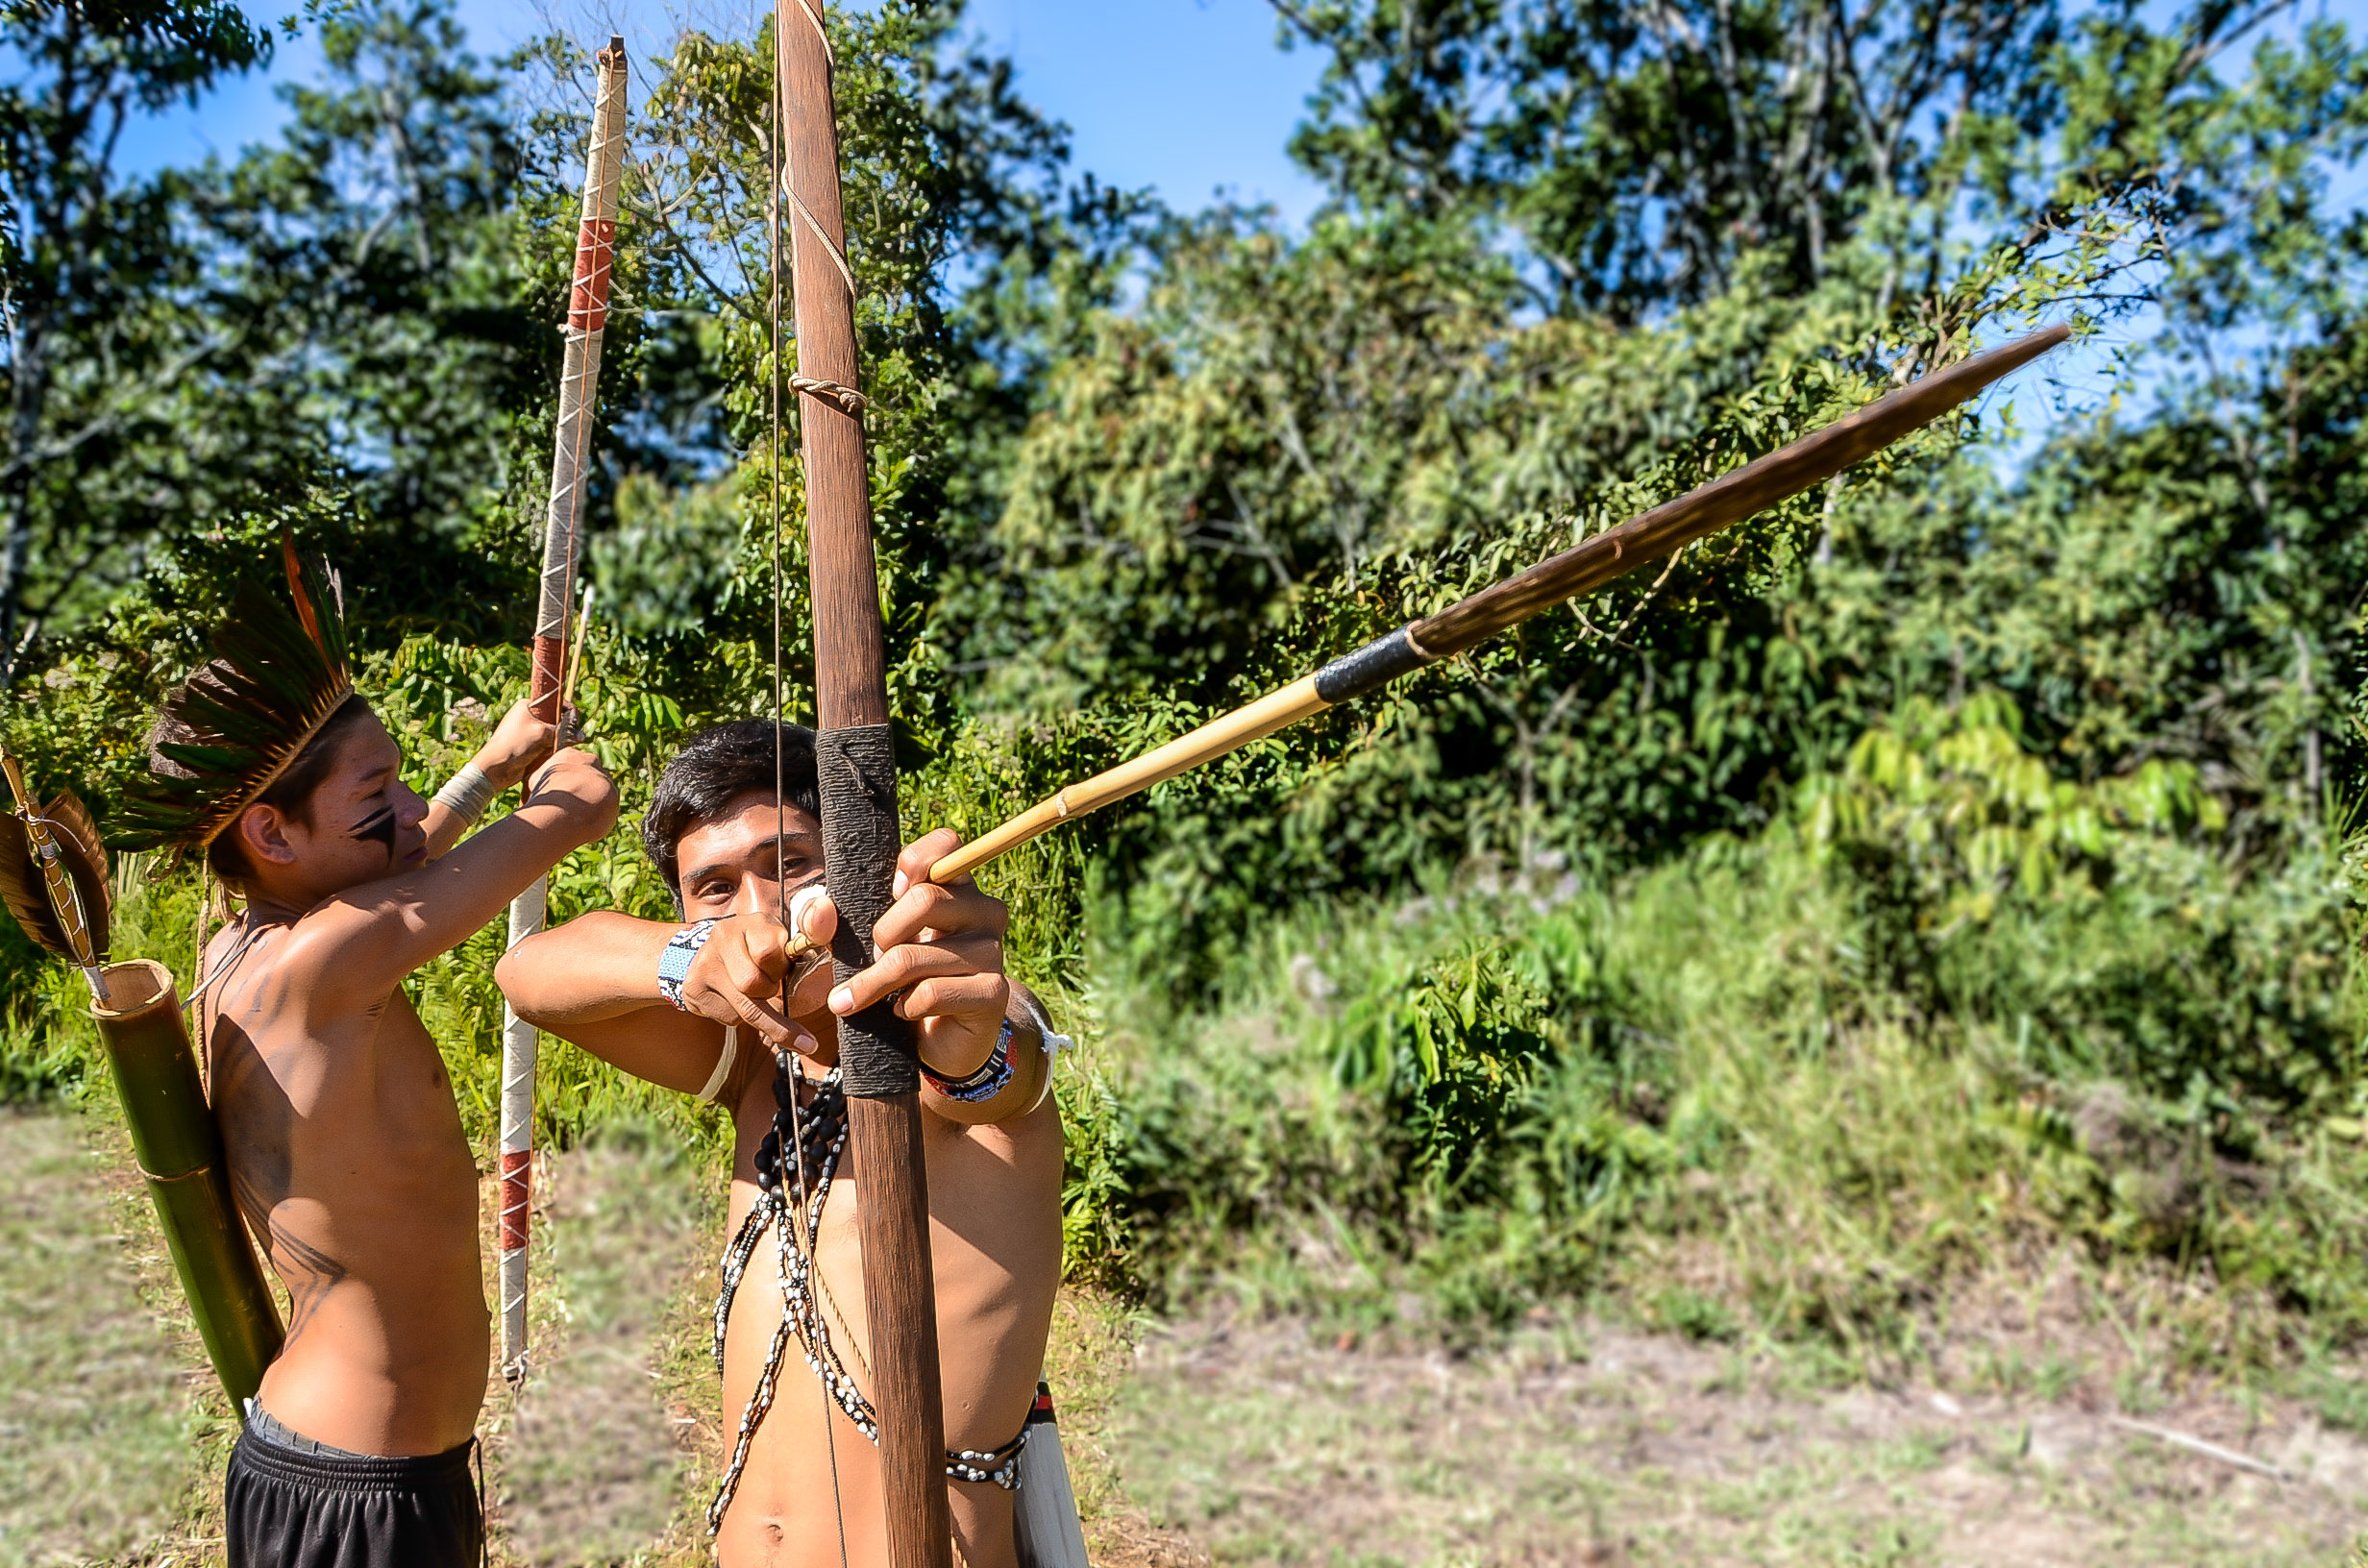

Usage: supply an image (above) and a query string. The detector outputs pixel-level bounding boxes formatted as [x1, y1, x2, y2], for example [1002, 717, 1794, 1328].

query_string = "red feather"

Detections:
[282, 527, 329, 660]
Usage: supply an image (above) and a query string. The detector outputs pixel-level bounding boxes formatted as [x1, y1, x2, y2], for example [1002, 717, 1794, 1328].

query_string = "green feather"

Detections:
[113, 540, 356, 861]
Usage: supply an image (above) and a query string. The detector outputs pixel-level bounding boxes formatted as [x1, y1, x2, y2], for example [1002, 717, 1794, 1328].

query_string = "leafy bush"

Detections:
[1079, 697, 2368, 1353]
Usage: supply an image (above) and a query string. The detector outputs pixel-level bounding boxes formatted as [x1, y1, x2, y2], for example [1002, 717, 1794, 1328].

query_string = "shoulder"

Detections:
[208, 907, 391, 1033]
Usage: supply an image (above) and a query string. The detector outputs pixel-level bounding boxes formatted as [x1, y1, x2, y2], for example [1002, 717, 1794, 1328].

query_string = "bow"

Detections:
[777, 4, 954, 1564]
[498, 35, 629, 1384]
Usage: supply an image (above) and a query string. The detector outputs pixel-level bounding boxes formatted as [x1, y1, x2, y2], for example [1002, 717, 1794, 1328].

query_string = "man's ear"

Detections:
[237, 803, 301, 868]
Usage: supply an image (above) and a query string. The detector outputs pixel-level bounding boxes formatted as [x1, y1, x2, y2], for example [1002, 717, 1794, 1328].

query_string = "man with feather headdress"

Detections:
[115, 539, 618, 1568]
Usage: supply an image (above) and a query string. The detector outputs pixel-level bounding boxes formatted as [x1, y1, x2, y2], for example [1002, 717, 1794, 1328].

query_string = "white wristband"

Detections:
[698, 1026, 740, 1103]
[1014, 992, 1073, 1115]
[432, 761, 499, 826]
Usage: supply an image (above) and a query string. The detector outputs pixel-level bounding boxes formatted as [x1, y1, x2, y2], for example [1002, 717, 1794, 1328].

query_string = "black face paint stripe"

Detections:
[351, 806, 397, 851]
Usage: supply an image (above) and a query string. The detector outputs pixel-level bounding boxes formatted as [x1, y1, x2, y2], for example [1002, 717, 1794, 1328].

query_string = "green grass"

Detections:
[1107, 1311, 2368, 1566]
[0, 1111, 220, 1568]
[1077, 794, 2368, 1372]
[497, 1121, 703, 1567]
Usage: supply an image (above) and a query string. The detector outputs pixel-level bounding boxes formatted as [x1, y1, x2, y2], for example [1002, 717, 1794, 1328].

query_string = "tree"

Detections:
[1270, 0, 2311, 320]
[950, 0, 2368, 991]
[593, 0, 1143, 731]
[185, 0, 553, 643]
[0, 0, 275, 662]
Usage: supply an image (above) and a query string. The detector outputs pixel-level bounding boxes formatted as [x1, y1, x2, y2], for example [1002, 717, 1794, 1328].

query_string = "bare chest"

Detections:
[210, 978, 476, 1220]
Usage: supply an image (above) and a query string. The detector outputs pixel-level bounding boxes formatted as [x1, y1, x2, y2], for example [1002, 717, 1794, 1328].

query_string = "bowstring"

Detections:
[771, 8, 853, 1562]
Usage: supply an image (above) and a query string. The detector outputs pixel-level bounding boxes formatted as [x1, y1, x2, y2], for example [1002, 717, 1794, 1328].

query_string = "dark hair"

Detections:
[201, 692, 378, 886]
[642, 720, 821, 908]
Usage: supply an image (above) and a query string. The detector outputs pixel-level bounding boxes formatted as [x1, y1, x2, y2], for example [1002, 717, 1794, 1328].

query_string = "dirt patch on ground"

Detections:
[1106, 1311, 2368, 1565]
[0, 1109, 204, 1567]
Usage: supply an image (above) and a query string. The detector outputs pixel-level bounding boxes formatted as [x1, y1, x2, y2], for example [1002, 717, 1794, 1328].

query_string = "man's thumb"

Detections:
[789, 883, 830, 943]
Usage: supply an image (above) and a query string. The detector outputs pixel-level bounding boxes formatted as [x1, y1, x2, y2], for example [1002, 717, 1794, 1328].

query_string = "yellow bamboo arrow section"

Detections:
[930, 325, 2071, 887]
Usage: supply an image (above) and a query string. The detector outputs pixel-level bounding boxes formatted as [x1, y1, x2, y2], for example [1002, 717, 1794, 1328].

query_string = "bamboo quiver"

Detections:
[1, 754, 284, 1409]
[89, 959, 284, 1408]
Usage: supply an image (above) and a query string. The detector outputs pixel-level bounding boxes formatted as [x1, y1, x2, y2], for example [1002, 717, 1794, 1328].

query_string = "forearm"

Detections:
[421, 748, 534, 861]
[313, 756, 618, 994]
[498, 911, 678, 1027]
[421, 800, 468, 861]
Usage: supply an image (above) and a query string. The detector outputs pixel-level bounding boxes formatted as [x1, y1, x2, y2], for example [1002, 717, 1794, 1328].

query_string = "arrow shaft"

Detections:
[929, 326, 2071, 886]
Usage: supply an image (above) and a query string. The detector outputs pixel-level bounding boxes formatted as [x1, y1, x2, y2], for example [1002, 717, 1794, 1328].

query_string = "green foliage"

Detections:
[1799, 690, 2224, 924]
[1090, 701, 2368, 1348]
[943, 0, 2368, 1004]
[3, 0, 2368, 1384]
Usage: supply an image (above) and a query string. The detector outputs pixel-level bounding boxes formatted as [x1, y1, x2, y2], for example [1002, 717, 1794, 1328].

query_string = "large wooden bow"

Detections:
[777, 6, 953, 1566]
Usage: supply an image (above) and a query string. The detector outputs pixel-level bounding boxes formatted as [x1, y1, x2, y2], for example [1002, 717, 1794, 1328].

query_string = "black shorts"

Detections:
[224, 1421, 481, 1568]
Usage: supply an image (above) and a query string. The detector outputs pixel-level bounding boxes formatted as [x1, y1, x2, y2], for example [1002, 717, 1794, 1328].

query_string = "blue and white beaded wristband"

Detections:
[923, 1017, 1016, 1104]
[656, 919, 718, 1011]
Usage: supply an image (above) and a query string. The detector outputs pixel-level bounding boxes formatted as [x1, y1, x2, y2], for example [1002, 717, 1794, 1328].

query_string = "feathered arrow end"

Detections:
[0, 784, 111, 962]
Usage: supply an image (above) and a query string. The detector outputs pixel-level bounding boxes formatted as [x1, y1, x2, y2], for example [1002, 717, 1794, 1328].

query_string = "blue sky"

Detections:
[121, 0, 1331, 222]
[109, 0, 2368, 436]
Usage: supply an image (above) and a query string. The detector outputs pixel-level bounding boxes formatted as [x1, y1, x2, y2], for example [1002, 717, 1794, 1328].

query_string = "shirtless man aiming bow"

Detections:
[120, 545, 617, 1566]
[497, 719, 1065, 1568]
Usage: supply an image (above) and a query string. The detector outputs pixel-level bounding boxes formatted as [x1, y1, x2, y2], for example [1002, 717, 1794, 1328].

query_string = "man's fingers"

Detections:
[738, 919, 793, 980]
[720, 943, 783, 1003]
[678, 972, 795, 1044]
[720, 986, 797, 1045]
[792, 885, 835, 946]
[828, 941, 999, 1018]
[892, 828, 964, 898]
[898, 971, 1008, 1023]
[872, 879, 1009, 952]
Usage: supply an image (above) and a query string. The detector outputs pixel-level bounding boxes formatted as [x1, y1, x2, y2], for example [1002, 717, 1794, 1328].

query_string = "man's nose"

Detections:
[729, 876, 777, 918]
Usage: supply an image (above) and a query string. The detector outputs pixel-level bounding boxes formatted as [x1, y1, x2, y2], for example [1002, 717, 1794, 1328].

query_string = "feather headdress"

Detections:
[114, 533, 356, 862]
[0, 782, 110, 960]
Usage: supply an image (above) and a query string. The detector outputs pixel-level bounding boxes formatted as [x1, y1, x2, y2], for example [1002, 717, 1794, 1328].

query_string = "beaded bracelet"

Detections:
[922, 1017, 1015, 1104]
[657, 919, 719, 1011]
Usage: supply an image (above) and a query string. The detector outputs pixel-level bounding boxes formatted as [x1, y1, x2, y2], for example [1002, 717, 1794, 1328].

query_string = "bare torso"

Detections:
[713, 1042, 1065, 1568]
[205, 920, 490, 1457]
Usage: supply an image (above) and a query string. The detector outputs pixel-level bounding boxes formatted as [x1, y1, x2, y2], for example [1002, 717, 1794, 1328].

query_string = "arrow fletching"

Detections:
[0, 785, 111, 962]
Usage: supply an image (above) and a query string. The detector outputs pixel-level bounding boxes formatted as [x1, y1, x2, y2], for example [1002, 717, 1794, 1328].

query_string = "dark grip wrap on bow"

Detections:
[1312, 625, 1436, 705]
[817, 725, 920, 1098]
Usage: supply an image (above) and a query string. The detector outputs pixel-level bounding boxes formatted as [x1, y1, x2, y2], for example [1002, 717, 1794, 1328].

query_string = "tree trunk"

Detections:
[0, 314, 54, 662]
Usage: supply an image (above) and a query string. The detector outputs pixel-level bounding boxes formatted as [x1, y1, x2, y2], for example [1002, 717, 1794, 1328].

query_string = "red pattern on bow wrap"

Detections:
[498, 36, 629, 1384]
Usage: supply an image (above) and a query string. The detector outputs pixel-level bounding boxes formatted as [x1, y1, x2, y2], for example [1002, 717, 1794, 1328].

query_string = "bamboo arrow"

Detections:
[930, 325, 2070, 886]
